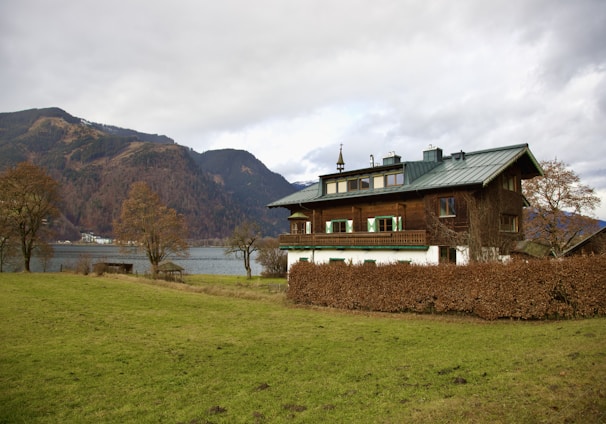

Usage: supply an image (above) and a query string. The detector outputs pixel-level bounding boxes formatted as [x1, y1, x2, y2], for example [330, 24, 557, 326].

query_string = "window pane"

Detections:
[378, 217, 393, 232]
[439, 197, 455, 216]
[500, 215, 518, 232]
[360, 177, 370, 190]
[385, 172, 404, 186]
[332, 221, 347, 233]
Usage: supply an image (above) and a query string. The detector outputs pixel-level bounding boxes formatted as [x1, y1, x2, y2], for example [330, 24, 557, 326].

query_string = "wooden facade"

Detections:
[269, 144, 542, 266]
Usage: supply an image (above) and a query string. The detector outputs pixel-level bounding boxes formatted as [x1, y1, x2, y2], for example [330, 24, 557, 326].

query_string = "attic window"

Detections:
[326, 181, 337, 194]
[347, 177, 370, 191]
[385, 172, 403, 187]
[502, 174, 518, 192]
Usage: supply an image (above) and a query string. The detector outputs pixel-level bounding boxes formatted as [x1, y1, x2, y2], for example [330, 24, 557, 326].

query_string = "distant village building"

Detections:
[268, 143, 543, 269]
[80, 232, 113, 244]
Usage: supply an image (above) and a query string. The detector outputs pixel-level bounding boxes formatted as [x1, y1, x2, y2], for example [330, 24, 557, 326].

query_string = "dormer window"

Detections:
[385, 172, 404, 187]
[347, 176, 370, 191]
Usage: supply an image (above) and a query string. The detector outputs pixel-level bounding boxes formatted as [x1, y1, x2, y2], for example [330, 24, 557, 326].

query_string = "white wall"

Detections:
[286, 246, 470, 269]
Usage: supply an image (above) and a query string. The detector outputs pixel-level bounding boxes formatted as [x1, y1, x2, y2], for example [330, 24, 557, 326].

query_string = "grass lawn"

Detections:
[0, 272, 604, 423]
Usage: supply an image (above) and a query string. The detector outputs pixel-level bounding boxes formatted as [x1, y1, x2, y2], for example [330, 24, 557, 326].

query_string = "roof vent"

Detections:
[452, 150, 466, 160]
[382, 151, 401, 165]
[423, 145, 443, 162]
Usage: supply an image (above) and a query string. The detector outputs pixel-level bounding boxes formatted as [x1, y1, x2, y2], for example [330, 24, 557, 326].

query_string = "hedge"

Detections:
[286, 255, 606, 320]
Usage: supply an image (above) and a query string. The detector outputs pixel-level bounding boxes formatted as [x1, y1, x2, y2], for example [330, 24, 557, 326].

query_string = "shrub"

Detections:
[287, 255, 606, 320]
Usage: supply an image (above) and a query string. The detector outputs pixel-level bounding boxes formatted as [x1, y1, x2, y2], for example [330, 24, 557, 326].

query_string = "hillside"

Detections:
[0, 107, 295, 240]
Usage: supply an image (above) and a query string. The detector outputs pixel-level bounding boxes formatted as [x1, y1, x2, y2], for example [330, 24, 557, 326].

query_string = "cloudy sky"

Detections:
[2, 0, 606, 218]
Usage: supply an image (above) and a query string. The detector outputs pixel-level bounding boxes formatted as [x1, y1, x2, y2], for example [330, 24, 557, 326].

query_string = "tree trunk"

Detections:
[244, 251, 252, 279]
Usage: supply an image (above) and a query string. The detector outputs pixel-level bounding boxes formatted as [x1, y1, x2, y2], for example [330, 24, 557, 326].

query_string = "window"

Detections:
[291, 221, 310, 234]
[502, 174, 517, 191]
[347, 177, 370, 191]
[377, 217, 393, 232]
[368, 216, 401, 232]
[360, 177, 370, 190]
[440, 246, 457, 264]
[385, 172, 404, 187]
[291, 221, 305, 234]
[327, 219, 351, 233]
[439, 197, 456, 217]
[326, 181, 337, 194]
[500, 214, 519, 232]
[332, 220, 347, 233]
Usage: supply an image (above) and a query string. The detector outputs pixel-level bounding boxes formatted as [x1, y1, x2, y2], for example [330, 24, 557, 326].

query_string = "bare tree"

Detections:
[255, 237, 287, 277]
[224, 221, 261, 279]
[523, 159, 601, 256]
[113, 182, 188, 277]
[0, 162, 60, 272]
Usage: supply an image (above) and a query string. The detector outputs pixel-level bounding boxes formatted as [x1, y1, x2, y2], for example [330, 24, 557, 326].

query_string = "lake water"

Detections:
[29, 244, 262, 276]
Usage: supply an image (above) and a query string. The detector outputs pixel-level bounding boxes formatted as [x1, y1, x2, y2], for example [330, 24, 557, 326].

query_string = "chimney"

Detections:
[423, 145, 443, 162]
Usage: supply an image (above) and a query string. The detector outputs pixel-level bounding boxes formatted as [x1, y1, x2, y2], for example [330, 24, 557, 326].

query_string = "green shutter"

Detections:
[305, 221, 311, 234]
[367, 218, 376, 232]
[326, 221, 332, 233]
[347, 220, 353, 233]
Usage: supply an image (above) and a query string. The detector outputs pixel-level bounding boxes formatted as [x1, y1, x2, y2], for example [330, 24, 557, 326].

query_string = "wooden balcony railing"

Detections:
[278, 230, 427, 248]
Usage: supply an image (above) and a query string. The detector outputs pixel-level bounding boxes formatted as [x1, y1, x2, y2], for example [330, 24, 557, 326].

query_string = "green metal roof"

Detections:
[268, 144, 542, 208]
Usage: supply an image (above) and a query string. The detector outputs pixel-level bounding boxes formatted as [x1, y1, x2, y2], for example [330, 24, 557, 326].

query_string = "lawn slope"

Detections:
[0, 273, 604, 423]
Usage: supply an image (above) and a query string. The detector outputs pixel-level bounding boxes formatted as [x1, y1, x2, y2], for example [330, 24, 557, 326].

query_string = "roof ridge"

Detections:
[441, 143, 529, 159]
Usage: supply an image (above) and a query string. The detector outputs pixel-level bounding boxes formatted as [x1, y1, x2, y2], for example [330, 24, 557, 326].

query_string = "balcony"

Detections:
[278, 230, 427, 249]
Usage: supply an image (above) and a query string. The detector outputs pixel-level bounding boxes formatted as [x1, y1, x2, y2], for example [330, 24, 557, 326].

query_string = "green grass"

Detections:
[0, 273, 604, 423]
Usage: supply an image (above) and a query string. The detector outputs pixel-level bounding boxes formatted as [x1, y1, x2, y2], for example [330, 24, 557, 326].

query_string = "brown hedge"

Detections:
[286, 255, 606, 320]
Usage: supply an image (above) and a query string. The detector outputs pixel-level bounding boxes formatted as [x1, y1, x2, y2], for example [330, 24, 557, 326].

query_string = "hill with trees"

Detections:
[0, 107, 295, 241]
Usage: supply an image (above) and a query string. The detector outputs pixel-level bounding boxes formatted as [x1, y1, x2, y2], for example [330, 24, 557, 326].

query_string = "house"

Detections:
[268, 143, 543, 269]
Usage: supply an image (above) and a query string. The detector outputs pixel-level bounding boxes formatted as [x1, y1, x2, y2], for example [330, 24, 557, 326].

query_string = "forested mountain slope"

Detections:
[0, 108, 294, 240]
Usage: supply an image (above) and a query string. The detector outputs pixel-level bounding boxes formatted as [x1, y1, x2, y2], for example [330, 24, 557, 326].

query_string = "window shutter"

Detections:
[347, 220, 353, 233]
[326, 221, 332, 233]
[305, 221, 311, 234]
[367, 218, 376, 232]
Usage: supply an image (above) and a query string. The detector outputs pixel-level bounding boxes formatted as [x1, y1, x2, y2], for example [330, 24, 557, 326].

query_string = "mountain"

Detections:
[0, 107, 295, 241]
[291, 180, 317, 191]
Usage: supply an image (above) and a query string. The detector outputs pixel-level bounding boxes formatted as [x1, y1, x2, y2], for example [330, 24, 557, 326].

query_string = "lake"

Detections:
[28, 244, 262, 276]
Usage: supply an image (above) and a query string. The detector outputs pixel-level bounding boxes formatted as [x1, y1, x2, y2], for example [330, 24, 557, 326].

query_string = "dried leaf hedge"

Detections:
[287, 255, 606, 320]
